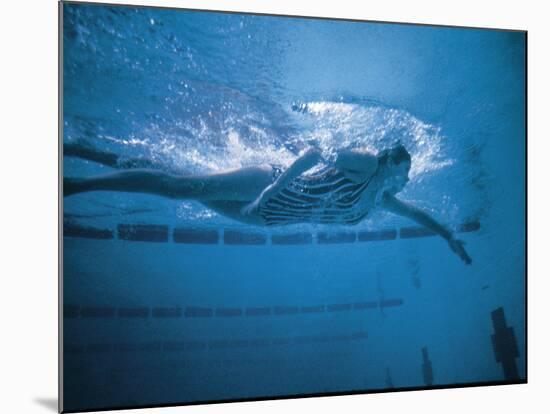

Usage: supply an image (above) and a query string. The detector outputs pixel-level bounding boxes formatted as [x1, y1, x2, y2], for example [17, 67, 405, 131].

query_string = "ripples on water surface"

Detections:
[64, 4, 524, 230]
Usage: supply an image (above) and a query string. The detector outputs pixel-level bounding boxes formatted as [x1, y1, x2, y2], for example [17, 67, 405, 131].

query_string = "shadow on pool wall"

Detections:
[61, 2, 526, 412]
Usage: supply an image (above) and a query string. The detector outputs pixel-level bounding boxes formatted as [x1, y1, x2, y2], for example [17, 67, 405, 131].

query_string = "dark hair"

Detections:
[377, 144, 411, 167]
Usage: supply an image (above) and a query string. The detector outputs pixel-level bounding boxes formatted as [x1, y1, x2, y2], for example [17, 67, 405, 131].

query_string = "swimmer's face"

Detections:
[384, 157, 411, 194]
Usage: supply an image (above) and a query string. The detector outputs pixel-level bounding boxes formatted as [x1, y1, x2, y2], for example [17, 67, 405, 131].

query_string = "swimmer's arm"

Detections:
[381, 193, 453, 240]
[381, 193, 472, 265]
[335, 150, 378, 182]
[262, 148, 322, 200]
[241, 148, 322, 214]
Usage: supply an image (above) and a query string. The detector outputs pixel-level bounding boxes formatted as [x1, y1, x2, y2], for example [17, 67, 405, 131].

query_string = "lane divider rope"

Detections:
[64, 331, 370, 355]
[64, 299, 404, 319]
[63, 220, 480, 245]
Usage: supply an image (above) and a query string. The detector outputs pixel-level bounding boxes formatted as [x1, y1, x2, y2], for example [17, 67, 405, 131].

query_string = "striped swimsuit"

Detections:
[258, 165, 374, 226]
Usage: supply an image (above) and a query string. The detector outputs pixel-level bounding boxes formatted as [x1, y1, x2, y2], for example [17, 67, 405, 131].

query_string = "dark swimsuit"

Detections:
[259, 165, 373, 226]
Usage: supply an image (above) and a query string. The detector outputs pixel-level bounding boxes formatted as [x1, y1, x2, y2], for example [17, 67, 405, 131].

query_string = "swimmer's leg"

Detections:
[64, 165, 274, 201]
[64, 141, 120, 167]
[64, 140, 161, 170]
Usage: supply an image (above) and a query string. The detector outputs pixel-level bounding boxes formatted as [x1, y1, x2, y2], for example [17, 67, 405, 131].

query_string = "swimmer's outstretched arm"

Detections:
[381, 193, 472, 265]
[241, 148, 322, 215]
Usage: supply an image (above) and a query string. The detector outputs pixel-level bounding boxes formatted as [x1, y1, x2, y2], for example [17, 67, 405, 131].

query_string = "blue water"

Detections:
[62, 2, 526, 411]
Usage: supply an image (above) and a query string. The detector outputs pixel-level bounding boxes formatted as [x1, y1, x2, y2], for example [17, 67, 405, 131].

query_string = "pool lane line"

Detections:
[64, 330, 370, 355]
[63, 220, 481, 244]
[64, 299, 404, 320]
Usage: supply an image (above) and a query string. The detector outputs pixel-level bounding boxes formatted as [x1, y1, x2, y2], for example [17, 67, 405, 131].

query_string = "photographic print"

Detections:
[60, 2, 526, 411]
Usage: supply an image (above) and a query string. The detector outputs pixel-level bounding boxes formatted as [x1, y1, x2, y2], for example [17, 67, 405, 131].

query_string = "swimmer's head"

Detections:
[377, 144, 411, 194]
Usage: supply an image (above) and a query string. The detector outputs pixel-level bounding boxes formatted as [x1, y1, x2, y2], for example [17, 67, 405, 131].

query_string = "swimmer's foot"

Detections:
[64, 139, 119, 168]
[64, 138, 96, 155]
[63, 177, 85, 197]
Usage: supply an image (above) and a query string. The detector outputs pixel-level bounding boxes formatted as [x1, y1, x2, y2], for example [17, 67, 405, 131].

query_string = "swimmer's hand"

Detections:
[241, 186, 272, 216]
[448, 237, 472, 265]
[241, 197, 261, 216]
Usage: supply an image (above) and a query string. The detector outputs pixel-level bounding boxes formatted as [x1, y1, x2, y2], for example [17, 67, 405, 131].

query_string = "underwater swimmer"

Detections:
[64, 142, 472, 264]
